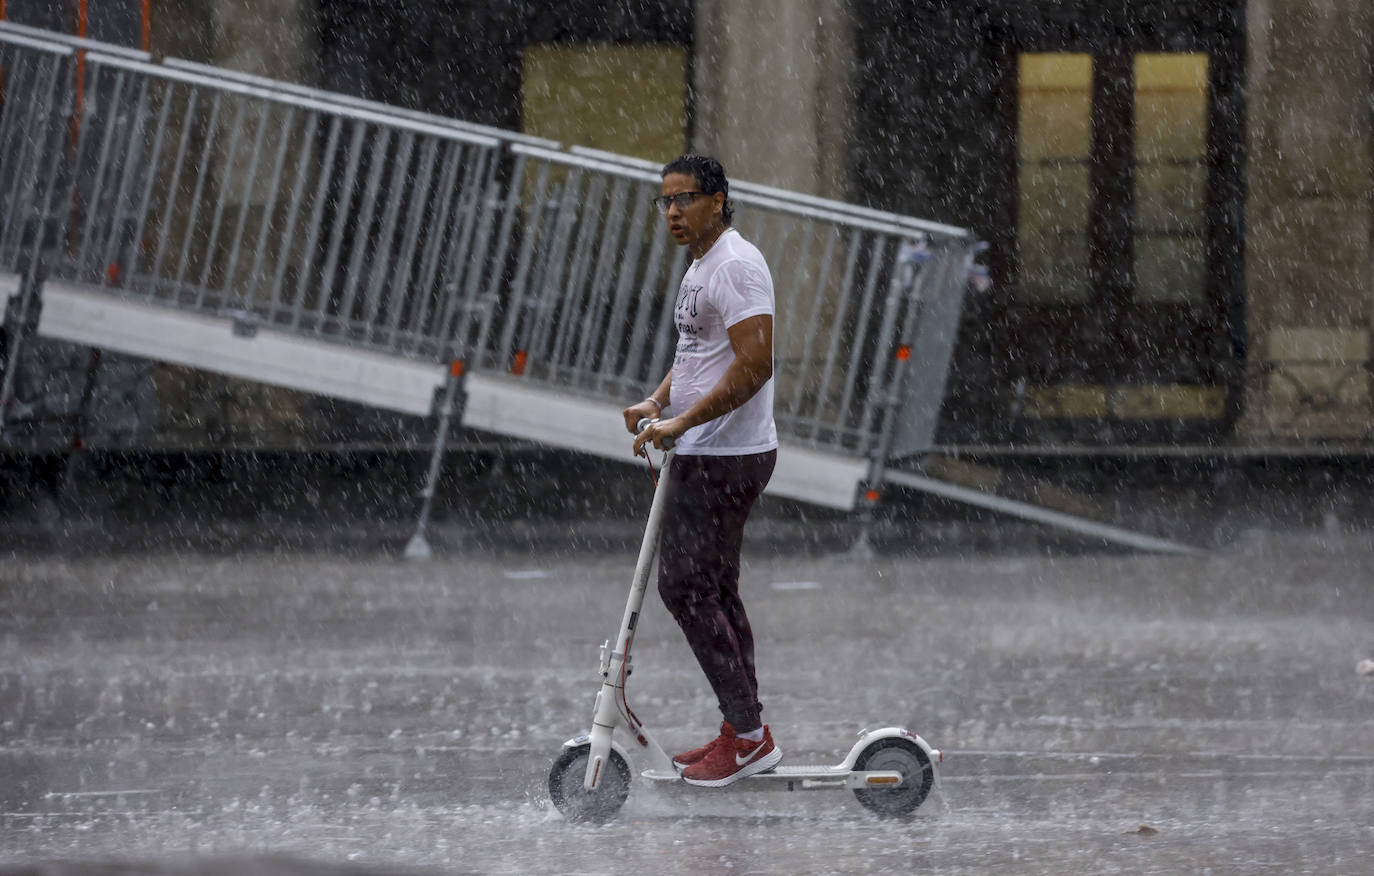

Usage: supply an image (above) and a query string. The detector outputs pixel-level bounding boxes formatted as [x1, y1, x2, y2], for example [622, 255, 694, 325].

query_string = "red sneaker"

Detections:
[681, 725, 781, 787]
[672, 721, 735, 770]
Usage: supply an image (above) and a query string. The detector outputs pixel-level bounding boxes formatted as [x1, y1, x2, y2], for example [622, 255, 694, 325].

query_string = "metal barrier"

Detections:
[1, 24, 973, 466]
[0, 31, 75, 272]
[53, 52, 506, 362]
[161, 56, 560, 152]
[0, 30, 80, 429]
[482, 144, 973, 457]
[0, 19, 149, 61]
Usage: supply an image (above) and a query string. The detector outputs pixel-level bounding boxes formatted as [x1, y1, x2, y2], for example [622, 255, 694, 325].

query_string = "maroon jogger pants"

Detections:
[656, 449, 776, 733]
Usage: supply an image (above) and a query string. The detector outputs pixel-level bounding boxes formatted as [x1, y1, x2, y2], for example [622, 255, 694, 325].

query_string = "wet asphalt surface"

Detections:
[1, 523, 1372, 874]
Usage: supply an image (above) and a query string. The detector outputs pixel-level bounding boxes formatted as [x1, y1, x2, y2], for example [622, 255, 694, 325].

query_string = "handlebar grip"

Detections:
[635, 417, 676, 450]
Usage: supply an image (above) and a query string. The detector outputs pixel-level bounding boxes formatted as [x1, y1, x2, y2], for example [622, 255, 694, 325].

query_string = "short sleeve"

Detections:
[709, 257, 774, 329]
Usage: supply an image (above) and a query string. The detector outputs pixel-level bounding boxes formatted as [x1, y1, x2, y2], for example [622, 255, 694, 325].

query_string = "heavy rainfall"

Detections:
[2, 1, 1373, 875]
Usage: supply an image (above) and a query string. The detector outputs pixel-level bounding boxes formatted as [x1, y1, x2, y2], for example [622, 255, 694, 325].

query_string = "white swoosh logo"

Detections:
[735, 748, 762, 766]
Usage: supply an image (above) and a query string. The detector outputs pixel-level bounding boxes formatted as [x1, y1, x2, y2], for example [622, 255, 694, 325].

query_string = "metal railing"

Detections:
[161, 56, 560, 152]
[55, 52, 507, 361]
[494, 144, 974, 454]
[0, 19, 149, 61]
[0, 31, 75, 272]
[1, 25, 974, 461]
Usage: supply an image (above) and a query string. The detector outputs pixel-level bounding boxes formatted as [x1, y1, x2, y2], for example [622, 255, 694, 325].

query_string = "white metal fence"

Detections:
[0, 32, 74, 272]
[56, 52, 510, 360]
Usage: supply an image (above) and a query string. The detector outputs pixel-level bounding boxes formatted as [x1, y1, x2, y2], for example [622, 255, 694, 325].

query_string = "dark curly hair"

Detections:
[661, 153, 733, 226]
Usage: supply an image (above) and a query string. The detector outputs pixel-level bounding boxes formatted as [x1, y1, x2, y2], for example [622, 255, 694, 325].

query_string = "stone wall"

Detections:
[1242, 0, 1374, 440]
[691, 0, 854, 199]
[690, 0, 857, 408]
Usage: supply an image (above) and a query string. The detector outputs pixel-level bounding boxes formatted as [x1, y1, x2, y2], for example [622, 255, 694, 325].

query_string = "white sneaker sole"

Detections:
[682, 746, 783, 788]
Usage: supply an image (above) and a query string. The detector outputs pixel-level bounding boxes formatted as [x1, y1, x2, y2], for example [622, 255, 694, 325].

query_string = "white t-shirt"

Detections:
[668, 228, 778, 456]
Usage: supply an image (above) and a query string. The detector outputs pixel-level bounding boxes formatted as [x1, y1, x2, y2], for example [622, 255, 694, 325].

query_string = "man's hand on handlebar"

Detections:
[622, 400, 660, 435]
[632, 417, 686, 457]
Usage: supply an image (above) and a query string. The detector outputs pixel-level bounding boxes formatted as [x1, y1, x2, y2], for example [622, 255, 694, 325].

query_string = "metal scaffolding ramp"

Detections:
[0, 22, 1198, 555]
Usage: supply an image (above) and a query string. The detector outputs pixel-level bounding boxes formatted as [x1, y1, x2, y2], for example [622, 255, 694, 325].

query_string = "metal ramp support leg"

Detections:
[0, 274, 39, 434]
[850, 343, 914, 559]
[53, 347, 104, 521]
[850, 238, 965, 558]
[405, 359, 468, 560]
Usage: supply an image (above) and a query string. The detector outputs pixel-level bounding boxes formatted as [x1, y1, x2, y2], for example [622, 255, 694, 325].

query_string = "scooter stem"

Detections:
[584, 448, 675, 790]
[618, 447, 675, 653]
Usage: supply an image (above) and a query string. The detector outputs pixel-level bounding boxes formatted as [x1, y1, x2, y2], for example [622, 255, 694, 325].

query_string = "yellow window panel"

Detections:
[522, 43, 687, 162]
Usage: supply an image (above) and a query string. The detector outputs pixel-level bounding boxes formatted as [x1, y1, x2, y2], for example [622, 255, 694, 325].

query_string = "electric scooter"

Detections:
[547, 421, 941, 822]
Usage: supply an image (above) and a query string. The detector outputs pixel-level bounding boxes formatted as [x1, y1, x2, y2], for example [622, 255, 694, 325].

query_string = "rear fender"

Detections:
[838, 727, 941, 778]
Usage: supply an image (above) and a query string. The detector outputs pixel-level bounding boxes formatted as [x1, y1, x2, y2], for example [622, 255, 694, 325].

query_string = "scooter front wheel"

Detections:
[548, 743, 631, 823]
[851, 737, 934, 818]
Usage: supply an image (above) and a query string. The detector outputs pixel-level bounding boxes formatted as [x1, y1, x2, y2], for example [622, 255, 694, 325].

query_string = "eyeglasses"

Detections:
[651, 191, 707, 213]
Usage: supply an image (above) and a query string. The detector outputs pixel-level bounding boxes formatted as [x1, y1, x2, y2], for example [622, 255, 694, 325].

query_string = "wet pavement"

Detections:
[2, 527, 1372, 874]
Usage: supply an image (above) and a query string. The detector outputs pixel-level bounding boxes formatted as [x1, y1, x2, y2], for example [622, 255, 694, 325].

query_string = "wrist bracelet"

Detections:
[643, 397, 662, 413]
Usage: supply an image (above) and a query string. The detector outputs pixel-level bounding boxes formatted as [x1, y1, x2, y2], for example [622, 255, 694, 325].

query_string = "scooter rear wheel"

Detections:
[851, 738, 934, 818]
[548, 743, 631, 823]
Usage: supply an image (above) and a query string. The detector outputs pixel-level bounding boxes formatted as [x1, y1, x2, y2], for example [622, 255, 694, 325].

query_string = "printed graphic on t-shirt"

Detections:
[675, 282, 704, 353]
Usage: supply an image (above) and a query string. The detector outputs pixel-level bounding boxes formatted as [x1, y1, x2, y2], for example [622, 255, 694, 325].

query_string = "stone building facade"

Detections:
[1240, 0, 1372, 440]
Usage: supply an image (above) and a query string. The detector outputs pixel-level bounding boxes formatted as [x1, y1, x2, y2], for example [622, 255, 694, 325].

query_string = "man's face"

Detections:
[661, 172, 723, 252]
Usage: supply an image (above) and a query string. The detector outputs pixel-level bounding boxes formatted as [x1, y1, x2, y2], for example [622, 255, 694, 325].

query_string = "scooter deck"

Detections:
[642, 765, 905, 791]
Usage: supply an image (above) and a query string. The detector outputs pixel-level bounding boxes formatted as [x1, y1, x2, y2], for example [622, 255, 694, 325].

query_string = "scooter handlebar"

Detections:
[635, 417, 676, 450]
